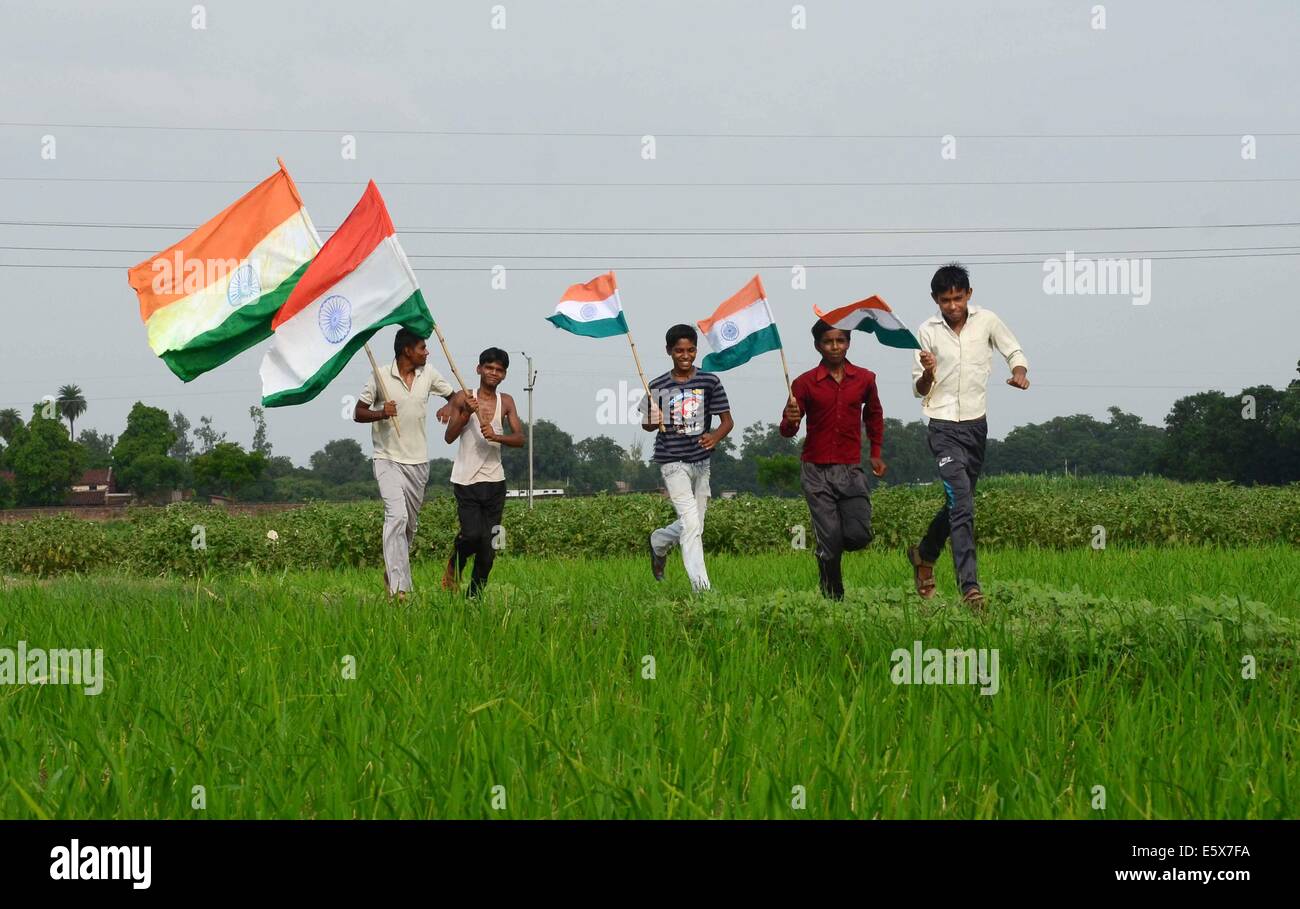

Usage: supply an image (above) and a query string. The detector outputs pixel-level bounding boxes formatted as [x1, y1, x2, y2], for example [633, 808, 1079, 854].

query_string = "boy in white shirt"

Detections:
[909, 264, 1029, 611]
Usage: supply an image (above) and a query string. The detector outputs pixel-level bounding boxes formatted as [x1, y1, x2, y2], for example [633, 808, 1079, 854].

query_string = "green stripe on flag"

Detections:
[160, 260, 312, 382]
[261, 290, 435, 408]
[853, 321, 922, 350]
[700, 323, 782, 371]
[546, 311, 629, 339]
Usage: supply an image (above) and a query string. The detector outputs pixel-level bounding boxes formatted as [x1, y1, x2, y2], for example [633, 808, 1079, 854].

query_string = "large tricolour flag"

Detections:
[813, 296, 921, 349]
[127, 164, 321, 382]
[258, 181, 434, 407]
[697, 275, 782, 371]
[547, 272, 629, 338]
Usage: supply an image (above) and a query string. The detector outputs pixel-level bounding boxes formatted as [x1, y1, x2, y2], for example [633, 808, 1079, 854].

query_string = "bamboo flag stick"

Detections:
[363, 342, 400, 438]
[625, 325, 665, 432]
[778, 343, 794, 400]
[769, 304, 794, 401]
[431, 323, 494, 432]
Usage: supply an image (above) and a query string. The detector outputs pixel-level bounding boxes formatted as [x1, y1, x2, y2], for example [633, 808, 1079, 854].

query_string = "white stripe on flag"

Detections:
[260, 236, 417, 396]
[554, 291, 622, 322]
[704, 298, 773, 352]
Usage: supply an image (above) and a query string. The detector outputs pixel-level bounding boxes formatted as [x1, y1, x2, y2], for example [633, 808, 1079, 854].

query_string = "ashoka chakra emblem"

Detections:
[720, 320, 740, 342]
[227, 263, 261, 307]
[579, 302, 598, 320]
[318, 295, 352, 344]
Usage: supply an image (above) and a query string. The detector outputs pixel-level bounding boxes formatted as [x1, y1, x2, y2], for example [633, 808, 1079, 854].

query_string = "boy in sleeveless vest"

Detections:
[442, 348, 525, 596]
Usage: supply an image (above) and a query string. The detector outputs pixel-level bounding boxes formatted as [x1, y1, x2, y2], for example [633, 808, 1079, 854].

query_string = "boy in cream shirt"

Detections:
[908, 264, 1029, 611]
[354, 327, 456, 600]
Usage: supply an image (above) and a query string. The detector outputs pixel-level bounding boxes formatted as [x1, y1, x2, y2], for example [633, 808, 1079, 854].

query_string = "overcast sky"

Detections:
[2, 1, 1297, 465]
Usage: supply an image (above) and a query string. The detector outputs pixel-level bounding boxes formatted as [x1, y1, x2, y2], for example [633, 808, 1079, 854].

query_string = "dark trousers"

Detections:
[452, 480, 507, 595]
[918, 417, 987, 593]
[800, 462, 874, 598]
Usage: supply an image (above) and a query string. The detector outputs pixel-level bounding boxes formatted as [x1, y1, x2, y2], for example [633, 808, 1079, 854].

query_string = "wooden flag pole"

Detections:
[778, 344, 794, 400]
[431, 323, 495, 432]
[625, 327, 665, 432]
[768, 300, 794, 402]
[363, 342, 400, 438]
[431, 323, 470, 394]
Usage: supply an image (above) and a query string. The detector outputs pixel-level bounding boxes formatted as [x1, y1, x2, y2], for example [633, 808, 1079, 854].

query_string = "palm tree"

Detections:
[57, 384, 87, 439]
[0, 408, 21, 444]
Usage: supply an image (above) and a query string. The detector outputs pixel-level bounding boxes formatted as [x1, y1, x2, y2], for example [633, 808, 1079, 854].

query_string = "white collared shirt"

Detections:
[359, 360, 454, 464]
[911, 306, 1028, 421]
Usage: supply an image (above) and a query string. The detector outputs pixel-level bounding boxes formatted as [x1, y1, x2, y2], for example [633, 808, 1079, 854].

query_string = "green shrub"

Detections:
[1, 476, 1297, 577]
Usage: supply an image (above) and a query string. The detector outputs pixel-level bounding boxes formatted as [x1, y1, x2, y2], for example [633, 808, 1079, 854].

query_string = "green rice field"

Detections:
[2, 544, 1296, 819]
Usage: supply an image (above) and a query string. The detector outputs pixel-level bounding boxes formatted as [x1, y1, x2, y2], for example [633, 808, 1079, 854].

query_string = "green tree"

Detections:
[7, 411, 85, 505]
[501, 419, 576, 487]
[192, 442, 266, 500]
[706, 435, 745, 494]
[112, 402, 184, 498]
[736, 421, 801, 494]
[0, 408, 23, 445]
[56, 384, 87, 439]
[249, 406, 272, 455]
[194, 415, 226, 454]
[1156, 389, 1293, 484]
[169, 410, 195, 462]
[76, 429, 116, 470]
[572, 435, 625, 493]
[755, 454, 801, 494]
[309, 438, 371, 485]
[426, 457, 454, 494]
[875, 418, 935, 485]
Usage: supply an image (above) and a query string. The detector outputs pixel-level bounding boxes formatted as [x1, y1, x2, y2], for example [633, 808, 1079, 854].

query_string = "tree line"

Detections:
[1, 362, 1297, 507]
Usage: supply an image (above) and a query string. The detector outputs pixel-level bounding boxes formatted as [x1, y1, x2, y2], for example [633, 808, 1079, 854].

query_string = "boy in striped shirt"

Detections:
[640, 324, 735, 592]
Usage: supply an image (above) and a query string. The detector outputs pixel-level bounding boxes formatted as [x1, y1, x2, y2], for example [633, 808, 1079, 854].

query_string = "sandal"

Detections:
[962, 587, 986, 612]
[441, 547, 460, 592]
[907, 546, 936, 599]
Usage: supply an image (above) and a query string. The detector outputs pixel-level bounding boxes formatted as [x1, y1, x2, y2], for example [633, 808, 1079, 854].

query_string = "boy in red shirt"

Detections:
[780, 320, 887, 599]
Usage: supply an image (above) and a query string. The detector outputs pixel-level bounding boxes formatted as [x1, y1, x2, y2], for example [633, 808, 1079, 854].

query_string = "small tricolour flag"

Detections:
[547, 272, 630, 338]
[258, 181, 434, 407]
[127, 163, 321, 382]
[813, 295, 921, 349]
[697, 275, 783, 371]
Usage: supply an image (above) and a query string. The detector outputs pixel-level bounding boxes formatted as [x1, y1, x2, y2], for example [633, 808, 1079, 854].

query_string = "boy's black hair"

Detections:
[665, 324, 697, 348]
[812, 319, 848, 344]
[394, 327, 427, 359]
[931, 262, 971, 296]
[479, 347, 510, 369]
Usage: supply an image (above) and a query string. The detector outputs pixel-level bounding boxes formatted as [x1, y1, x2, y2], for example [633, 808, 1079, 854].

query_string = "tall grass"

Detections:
[1, 548, 1294, 819]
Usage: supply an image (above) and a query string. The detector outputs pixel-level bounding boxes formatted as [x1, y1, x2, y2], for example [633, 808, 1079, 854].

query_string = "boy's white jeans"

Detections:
[651, 460, 712, 591]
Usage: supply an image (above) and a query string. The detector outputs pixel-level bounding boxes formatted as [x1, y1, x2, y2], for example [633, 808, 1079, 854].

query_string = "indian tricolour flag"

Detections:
[547, 272, 629, 338]
[127, 163, 321, 382]
[813, 296, 921, 349]
[259, 181, 434, 407]
[697, 275, 782, 371]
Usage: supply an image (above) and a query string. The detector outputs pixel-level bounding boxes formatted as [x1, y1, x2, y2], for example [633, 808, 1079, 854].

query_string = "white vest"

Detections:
[450, 394, 506, 485]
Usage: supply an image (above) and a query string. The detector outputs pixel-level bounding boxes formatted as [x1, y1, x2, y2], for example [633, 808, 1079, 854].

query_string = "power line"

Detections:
[2, 121, 1298, 139]
[4, 243, 1299, 258]
[5, 251, 1300, 271]
[3, 218, 1299, 235]
[5, 175, 1300, 188]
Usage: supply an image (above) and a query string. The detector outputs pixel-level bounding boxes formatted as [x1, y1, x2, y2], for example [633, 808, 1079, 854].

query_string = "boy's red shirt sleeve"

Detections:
[864, 371, 884, 459]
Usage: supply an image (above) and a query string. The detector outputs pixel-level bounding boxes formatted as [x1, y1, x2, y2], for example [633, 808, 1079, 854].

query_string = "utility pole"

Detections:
[522, 352, 537, 508]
